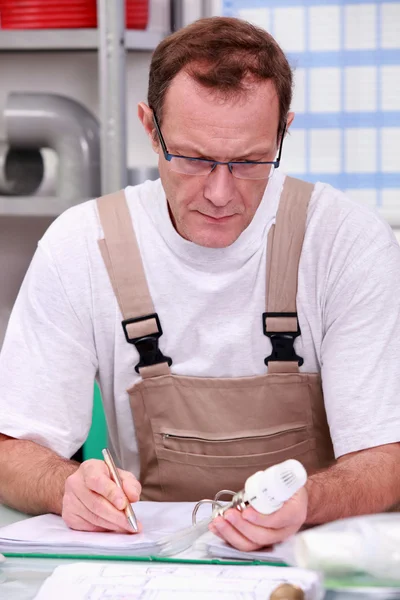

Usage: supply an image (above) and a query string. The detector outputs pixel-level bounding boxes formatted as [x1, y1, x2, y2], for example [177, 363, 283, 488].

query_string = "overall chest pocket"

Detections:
[160, 423, 309, 457]
[155, 424, 315, 501]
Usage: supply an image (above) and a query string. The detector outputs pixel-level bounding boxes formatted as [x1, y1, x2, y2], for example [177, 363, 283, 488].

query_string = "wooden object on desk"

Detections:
[270, 583, 305, 600]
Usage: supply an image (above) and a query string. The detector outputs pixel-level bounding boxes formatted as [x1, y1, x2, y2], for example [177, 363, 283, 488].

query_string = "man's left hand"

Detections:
[208, 487, 308, 551]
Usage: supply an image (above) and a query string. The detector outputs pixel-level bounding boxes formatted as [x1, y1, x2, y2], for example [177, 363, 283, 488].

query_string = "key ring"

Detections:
[192, 489, 236, 525]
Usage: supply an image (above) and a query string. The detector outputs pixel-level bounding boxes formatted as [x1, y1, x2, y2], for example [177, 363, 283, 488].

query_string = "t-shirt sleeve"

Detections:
[0, 240, 98, 459]
[321, 238, 400, 458]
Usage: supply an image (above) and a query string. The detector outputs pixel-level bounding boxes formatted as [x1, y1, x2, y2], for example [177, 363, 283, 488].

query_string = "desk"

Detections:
[0, 505, 399, 600]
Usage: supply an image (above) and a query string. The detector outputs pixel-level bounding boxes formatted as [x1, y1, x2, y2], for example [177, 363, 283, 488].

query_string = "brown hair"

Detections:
[148, 17, 293, 139]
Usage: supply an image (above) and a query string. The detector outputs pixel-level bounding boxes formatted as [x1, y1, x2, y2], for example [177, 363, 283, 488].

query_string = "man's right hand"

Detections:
[62, 459, 142, 533]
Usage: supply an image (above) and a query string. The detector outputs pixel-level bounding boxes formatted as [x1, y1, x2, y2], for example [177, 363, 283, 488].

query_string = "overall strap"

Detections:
[264, 176, 314, 374]
[97, 190, 171, 379]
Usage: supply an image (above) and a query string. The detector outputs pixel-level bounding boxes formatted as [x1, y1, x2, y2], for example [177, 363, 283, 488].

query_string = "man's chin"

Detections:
[174, 213, 246, 248]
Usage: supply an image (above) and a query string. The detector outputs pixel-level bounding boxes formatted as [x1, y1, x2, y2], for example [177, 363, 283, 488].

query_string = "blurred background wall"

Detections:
[225, 0, 400, 228]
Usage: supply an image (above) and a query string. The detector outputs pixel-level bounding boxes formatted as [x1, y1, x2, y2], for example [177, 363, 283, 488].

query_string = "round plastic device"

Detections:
[244, 459, 307, 515]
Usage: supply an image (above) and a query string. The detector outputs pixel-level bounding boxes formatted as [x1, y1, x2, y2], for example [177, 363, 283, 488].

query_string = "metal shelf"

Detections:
[0, 196, 85, 217]
[125, 29, 167, 51]
[0, 0, 177, 196]
[0, 28, 167, 52]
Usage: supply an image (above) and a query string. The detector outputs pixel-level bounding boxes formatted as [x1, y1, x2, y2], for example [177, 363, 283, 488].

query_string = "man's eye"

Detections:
[182, 157, 202, 163]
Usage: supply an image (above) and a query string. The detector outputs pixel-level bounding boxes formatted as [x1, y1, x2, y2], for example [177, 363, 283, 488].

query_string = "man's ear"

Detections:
[138, 102, 159, 153]
[286, 111, 295, 131]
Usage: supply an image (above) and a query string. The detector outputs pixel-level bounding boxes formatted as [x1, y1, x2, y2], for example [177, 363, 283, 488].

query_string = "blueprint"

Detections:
[34, 562, 322, 600]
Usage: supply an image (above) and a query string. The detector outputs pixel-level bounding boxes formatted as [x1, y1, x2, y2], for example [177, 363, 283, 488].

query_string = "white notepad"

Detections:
[0, 501, 287, 564]
[33, 562, 323, 600]
[203, 533, 291, 562]
[0, 502, 198, 557]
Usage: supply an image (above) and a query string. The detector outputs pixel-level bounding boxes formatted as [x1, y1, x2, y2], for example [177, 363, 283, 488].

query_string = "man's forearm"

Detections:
[306, 444, 400, 525]
[0, 434, 79, 515]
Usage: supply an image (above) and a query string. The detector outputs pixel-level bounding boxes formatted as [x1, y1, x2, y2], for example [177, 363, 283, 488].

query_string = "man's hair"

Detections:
[148, 16, 293, 139]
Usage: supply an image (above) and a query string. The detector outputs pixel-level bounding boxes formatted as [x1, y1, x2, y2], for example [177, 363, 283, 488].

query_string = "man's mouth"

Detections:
[199, 213, 235, 223]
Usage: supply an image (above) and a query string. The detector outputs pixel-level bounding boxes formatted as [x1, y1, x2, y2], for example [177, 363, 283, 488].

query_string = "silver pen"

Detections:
[102, 448, 138, 533]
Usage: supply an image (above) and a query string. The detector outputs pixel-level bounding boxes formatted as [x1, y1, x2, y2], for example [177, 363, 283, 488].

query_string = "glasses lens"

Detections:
[167, 156, 275, 180]
[169, 156, 211, 176]
[232, 162, 275, 180]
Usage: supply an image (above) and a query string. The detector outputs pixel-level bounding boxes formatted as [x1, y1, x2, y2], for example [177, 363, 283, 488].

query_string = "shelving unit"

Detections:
[0, 29, 99, 51]
[0, 196, 83, 218]
[0, 28, 167, 52]
[0, 0, 179, 212]
[0, 1, 212, 213]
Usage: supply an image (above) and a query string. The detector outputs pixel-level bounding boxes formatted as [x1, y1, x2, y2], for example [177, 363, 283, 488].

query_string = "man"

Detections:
[0, 17, 400, 553]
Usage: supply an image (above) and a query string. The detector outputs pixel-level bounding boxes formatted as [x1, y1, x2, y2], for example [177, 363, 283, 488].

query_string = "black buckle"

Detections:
[263, 312, 304, 367]
[121, 313, 172, 374]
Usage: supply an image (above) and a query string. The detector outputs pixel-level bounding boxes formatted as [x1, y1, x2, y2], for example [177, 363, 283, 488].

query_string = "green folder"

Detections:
[2, 552, 286, 566]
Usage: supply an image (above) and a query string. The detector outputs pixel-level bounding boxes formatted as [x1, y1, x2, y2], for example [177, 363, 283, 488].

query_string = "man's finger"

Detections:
[84, 467, 127, 510]
[223, 509, 279, 547]
[241, 490, 307, 530]
[118, 469, 142, 502]
[63, 490, 127, 533]
[223, 509, 295, 547]
[209, 522, 224, 539]
[66, 502, 137, 534]
[212, 516, 261, 552]
[80, 498, 137, 533]
[66, 512, 108, 533]
[63, 482, 135, 533]
[74, 485, 139, 533]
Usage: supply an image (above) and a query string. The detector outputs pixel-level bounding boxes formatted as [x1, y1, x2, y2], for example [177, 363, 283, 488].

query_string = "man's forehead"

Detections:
[163, 70, 279, 119]
[162, 72, 280, 141]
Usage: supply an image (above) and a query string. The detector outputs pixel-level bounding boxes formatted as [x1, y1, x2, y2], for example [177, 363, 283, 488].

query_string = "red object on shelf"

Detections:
[126, 0, 148, 30]
[0, 0, 97, 29]
[0, 0, 149, 30]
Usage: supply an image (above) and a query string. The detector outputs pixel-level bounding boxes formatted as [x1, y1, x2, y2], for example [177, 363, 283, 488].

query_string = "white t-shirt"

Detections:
[1, 171, 400, 477]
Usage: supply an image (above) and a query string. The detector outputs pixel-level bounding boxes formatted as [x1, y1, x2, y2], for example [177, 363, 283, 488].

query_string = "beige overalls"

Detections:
[97, 176, 335, 502]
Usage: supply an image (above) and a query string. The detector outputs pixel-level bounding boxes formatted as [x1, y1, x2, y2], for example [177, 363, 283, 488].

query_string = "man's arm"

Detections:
[0, 433, 142, 533]
[0, 433, 79, 515]
[306, 442, 400, 524]
[208, 443, 400, 551]
[0, 219, 99, 513]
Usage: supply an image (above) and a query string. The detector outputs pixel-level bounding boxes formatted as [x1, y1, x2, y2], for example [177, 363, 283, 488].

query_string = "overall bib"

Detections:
[97, 176, 335, 501]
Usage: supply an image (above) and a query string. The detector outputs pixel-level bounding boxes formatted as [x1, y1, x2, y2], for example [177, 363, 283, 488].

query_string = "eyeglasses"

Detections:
[152, 113, 285, 181]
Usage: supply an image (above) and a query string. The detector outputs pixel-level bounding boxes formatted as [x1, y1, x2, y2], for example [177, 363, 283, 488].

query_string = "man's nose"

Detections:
[203, 163, 236, 207]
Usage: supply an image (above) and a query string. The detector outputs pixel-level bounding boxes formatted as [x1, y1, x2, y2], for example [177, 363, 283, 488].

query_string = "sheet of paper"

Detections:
[0, 502, 201, 556]
[201, 532, 288, 563]
[33, 562, 323, 600]
[0, 501, 295, 565]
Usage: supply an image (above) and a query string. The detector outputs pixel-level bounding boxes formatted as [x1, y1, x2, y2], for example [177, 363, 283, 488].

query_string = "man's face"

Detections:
[140, 72, 284, 248]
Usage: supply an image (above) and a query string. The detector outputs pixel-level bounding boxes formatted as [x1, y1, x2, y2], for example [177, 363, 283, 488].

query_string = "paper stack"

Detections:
[0, 502, 199, 557]
[204, 533, 289, 562]
[0, 501, 286, 564]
